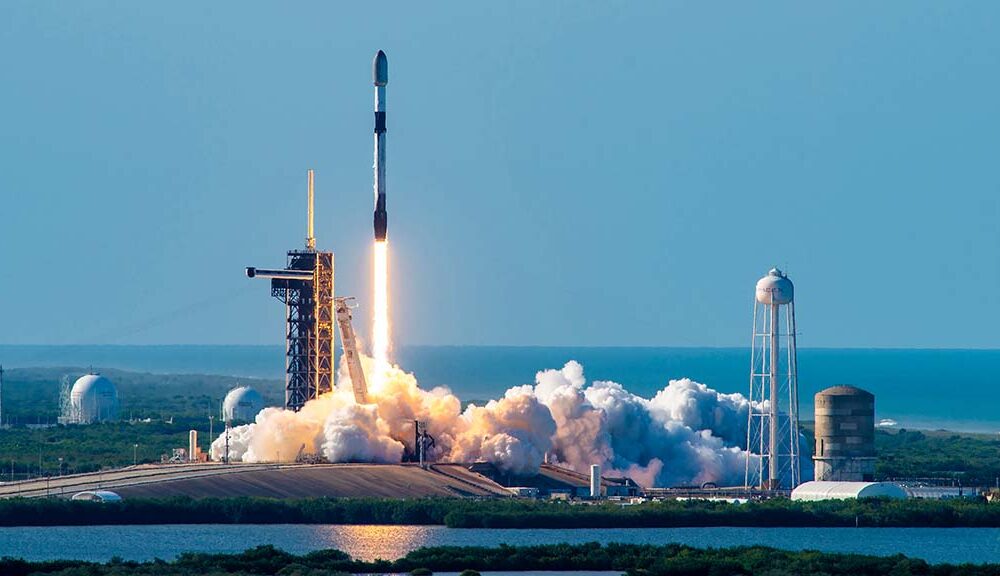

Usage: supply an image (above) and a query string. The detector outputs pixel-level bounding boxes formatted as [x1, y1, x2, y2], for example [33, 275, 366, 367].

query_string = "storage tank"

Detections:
[64, 374, 119, 424]
[221, 386, 264, 422]
[755, 267, 794, 305]
[189, 430, 199, 461]
[746, 267, 802, 490]
[590, 464, 602, 498]
[813, 386, 875, 482]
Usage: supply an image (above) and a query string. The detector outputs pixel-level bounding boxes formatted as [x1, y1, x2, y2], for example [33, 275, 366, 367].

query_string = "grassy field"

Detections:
[0, 419, 217, 477]
[876, 428, 1000, 485]
[1, 367, 282, 424]
[0, 367, 282, 476]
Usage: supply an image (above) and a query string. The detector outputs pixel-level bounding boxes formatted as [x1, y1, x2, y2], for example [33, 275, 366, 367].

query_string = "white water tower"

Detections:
[745, 268, 801, 490]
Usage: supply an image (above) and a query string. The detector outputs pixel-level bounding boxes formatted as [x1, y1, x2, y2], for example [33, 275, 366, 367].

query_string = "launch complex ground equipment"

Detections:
[246, 170, 335, 411]
[407, 419, 436, 468]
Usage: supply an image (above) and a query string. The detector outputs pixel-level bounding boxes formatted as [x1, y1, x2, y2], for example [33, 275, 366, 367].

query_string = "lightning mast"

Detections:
[246, 170, 334, 411]
[306, 169, 316, 251]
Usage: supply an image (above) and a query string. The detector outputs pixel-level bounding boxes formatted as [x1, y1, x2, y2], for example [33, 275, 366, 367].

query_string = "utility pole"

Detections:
[133, 443, 138, 466]
[0, 365, 4, 428]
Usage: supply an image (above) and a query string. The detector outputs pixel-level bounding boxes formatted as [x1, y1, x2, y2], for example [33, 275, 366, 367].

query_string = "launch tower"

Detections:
[745, 268, 801, 490]
[246, 170, 334, 411]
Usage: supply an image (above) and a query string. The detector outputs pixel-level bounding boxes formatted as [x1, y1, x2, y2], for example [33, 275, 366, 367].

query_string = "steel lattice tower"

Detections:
[267, 250, 334, 410]
[246, 171, 334, 412]
[745, 268, 801, 491]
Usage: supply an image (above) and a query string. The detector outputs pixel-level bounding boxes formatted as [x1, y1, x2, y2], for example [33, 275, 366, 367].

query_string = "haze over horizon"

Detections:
[2, 2, 999, 349]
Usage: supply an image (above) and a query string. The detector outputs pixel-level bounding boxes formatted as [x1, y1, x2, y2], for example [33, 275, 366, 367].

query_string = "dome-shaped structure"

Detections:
[71, 490, 123, 503]
[791, 481, 907, 501]
[222, 386, 264, 422]
[66, 374, 119, 424]
[755, 268, 794, 305]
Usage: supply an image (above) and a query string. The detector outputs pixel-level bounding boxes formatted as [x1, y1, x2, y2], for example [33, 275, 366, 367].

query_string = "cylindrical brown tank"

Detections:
[813, 385, 876, 482]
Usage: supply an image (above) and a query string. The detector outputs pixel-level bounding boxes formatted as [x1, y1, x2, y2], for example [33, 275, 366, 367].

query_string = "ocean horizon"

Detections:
[1, 344, 997, 433]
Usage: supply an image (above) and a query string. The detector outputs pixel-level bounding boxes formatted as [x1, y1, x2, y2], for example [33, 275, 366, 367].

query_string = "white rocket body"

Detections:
[373, 50, 388, 241]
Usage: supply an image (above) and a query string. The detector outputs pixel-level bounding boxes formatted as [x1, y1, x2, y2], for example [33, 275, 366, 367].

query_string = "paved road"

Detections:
[0, 462, 289, 499]
[0, 462, 513, 499]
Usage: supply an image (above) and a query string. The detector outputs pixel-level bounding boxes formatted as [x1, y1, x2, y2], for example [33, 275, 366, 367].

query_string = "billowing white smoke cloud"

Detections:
[212, 357, 763, 487]
[449, 385, 557, 475]
[535, 362, 753, 487]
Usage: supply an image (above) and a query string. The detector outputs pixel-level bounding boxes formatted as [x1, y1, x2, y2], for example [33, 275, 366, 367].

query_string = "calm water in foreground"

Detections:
[1, 525, 999, 565]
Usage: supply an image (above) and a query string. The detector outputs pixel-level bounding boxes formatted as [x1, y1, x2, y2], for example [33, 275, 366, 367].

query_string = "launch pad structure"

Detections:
[247, 170, 368, 411]
[251, 249, 334, 411]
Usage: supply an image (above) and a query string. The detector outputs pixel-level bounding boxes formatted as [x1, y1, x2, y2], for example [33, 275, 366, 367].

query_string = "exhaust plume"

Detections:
[213, 358, 765, 487]
[371, 241, 390, 390]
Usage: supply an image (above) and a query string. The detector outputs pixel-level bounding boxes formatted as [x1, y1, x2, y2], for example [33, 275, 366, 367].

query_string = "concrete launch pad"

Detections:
[0, 462, 512, 500]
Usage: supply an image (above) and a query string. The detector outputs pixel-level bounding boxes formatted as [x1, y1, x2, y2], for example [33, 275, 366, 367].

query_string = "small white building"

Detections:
[506, 486, 540, 498]
[71, 490, 123, 503]
[791, 481, 908, 501]
[902, 485, 980, 500]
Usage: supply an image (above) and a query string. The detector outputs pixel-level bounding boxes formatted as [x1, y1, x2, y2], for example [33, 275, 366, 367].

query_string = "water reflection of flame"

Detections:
[312, 524, 431, 562]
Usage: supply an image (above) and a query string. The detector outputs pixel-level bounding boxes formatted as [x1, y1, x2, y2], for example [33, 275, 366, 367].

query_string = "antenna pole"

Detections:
[306, 169, 316, 250]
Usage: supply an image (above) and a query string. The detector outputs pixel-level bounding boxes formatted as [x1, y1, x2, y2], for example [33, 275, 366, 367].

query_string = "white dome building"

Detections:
[222, 386, 264, 422]
[791, 481, 908, 501]
[63, 374, 119, 424]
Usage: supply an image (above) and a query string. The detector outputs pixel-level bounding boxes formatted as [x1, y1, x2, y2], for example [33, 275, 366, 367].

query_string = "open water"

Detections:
[0, 525, 999, 564]
[2, 345, 998, 431]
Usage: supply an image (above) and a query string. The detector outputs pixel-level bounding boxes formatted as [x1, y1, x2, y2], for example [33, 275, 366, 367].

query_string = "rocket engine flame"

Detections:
[371, 240, 390, 390]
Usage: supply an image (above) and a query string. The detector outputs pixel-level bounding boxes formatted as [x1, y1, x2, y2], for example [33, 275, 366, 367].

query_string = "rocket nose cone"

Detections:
[373, 50, 388, 86]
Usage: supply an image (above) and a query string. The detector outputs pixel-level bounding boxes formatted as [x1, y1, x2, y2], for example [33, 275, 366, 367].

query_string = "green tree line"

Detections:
[3, 496, 1000, 528]
[2, 543, 1000, 576]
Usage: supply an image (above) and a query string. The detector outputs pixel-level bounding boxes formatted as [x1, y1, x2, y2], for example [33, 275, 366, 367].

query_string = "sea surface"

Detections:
[1, 525, 999, 565]
[1, 345, 998, 432]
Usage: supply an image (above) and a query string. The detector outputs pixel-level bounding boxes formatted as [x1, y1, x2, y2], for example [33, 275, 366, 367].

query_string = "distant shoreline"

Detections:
[3, 346, 999, 433]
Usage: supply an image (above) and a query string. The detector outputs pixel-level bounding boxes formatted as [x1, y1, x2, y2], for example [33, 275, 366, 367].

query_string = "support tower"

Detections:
[246, 170, 334, 411]
[745, 268, 801, 490]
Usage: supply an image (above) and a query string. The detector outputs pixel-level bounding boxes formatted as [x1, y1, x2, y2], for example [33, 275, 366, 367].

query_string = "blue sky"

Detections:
[1, 2, 998, 347]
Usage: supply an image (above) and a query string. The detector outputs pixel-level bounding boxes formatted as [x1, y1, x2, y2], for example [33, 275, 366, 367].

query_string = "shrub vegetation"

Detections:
[3, 496, 1000, 528]
[2, 543, 1000, 576]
